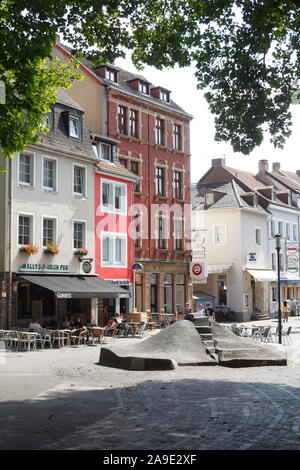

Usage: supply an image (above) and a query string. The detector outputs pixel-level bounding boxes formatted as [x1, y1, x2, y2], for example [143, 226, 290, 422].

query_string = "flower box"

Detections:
[44, 241, 60, 255]
[19, 244, 39, 255]
[74, 248, 88, 255]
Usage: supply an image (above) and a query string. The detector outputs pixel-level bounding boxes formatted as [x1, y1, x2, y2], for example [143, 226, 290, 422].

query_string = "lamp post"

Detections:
[275, 234, 282, 344]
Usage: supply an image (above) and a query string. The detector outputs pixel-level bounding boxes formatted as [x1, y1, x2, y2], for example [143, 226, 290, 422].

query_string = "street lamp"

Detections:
[275, 234, 282, 344]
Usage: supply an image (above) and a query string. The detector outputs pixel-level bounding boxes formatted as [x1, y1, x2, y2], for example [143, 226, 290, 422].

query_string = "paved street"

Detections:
[1, 318, 300, 450]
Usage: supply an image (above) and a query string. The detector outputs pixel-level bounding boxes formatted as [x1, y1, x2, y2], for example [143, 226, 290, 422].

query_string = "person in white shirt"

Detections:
[194, 304, 205, 317]
[28, 318, 42, 331]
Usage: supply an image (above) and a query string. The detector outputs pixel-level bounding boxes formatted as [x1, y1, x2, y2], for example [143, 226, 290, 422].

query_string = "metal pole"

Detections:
[275, 235, 282, 344]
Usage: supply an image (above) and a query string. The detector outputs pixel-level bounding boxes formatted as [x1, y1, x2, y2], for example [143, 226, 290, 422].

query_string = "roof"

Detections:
[59, 43, 192, 119]
[56, 88, 84, 112]
[192, 180, 266, 213]
[96, 160, 138, 181]
[271, 170, 300, 192]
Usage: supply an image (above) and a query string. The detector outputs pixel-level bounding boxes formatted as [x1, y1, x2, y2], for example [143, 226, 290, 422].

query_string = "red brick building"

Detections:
[94, 64, 193, 317]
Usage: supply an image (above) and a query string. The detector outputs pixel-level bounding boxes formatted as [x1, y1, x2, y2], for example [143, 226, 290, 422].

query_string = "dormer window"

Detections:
[105, 68, 118, 83]
[160, 90, 170, 102]
[272, 188, 277, 201]
[205, 193, 214, 205]
[138, 81, 149, 95]
[69, 116, 81, 139]
[92, 141, 113, 162]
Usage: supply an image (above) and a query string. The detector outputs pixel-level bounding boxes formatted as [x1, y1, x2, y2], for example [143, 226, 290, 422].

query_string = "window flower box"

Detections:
[44, 241, 60, 255]
[74, 248, 88, 255]
[19, 244, 39, 255]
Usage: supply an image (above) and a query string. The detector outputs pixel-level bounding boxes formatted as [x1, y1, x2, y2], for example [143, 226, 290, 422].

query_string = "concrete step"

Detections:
[195, 326, 212, 334]
[199, 333, 213, 341]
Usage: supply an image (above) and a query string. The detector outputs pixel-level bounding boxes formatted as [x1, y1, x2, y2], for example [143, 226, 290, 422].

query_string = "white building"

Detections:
[192, 158, 300, 322]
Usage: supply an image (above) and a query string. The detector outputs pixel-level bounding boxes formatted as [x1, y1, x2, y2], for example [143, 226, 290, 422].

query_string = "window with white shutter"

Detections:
[213, 224, 227, 246]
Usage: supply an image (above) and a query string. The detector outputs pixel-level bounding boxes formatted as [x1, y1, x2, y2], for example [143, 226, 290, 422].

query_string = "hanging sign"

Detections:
[190, 262, 208, 280]
[287, 244, 299, 273]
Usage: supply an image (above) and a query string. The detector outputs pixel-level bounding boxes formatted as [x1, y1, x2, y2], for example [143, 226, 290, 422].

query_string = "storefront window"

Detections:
[135, 273, 143, 312]
[150, 274, 158, 313]
[164, 274, 173, 313]
[287, 287, 294, 300]
[17, 284, 30, 319]
[176, 274, 185, 314]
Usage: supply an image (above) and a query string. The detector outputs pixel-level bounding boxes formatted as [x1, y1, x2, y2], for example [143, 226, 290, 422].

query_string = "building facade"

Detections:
[192, 158, 300, 321]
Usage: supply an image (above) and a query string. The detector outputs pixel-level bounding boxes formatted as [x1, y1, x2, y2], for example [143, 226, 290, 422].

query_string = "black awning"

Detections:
[19, 275, 130, 299]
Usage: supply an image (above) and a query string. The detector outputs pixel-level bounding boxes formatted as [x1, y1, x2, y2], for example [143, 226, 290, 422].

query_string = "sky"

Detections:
[116, 57, 300, 184]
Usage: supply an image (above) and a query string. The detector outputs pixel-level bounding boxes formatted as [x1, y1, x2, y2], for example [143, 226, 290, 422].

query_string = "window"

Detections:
[93, 142, 112, 161]
[173, 124, 181, 150]
[174, 171, 183, 200]
[130, 161, 140, 192]
[286, 223, 291, 240]
[18, 215, 32, 245]
[69, 116, 81, 139]
[18, 153, 34, 187]
[164, 274, 173, 313]
[42, 157, 57, 191]
[255, 228, 261, 246]
[272, 287, 277, 302]
[129, 109, 138, 138]
[118, 106, 127, 135]
[176, 274, 185, 314]
[293, 224, 298, 241]
[155, 167, 165, 196]
[160, 90, 170, 102]
[101, 232, 127, 267]
[45, 110, 53, 130]
[271, 220, 276, 237]
[272, 253, 277, 271]
[279, 253, 284, 271]
[105, 68, 117, 82]
[174, 218, 183, 250]
[118, 157, 128, 168]
[205, 193, 214, 205]
[155, 118, 164, 146]
[42, 218, 56, 247]
[157, 215, 166, 249]
[73, 221, 86, 249]
[138, 81, 149, 94]
[73, 165, 86, 196]
[101, 180, 126, 214]
[278, 221, 283, 237]
[214, 224, 227, 245]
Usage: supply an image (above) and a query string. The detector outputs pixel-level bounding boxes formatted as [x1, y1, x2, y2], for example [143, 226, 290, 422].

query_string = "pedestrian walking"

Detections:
[282, 301, 290, 323]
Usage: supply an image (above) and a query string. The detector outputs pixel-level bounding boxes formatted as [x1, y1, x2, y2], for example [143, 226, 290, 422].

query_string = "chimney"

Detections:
[56, 34, 60, 44]
[273, 162, 281, 172]
[258, 159, 268, 175]
[212, 158, 225, 167]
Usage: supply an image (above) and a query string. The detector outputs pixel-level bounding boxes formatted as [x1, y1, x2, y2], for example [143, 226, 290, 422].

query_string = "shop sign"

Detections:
[105, 279, 131, 285]
[286, 244, 299, 274]
[82, 260, 92, 274]
[132, 263, 143, 271]
[249, 253, 256, 261]
[19, 263, 69, 273]
[190, 262, 207, 280]
[56, 292, 72, 299]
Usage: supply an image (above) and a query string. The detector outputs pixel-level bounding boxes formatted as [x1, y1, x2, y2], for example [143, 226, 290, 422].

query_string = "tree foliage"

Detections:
[0, 0, 299, 157]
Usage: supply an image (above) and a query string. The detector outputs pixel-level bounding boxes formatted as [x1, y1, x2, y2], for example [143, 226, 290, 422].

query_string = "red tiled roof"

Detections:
[224, 166, 266, 190]
[96, 160, 138, 180]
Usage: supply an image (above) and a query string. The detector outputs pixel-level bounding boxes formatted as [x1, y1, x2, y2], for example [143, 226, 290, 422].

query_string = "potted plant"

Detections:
[44, 240, 60, 255]
[19, 244, 39, 255]
[74, 248, 88, 255]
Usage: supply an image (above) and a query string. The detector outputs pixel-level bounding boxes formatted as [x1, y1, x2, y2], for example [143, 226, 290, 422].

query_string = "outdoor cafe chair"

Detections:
[260, 326, 273, 343]
[70, 328, 87, 346]
[91, 327, 104, 344]
[18, 332, 37, 351]
[282, 326, 292, 345]
[135, 321, 146, 339]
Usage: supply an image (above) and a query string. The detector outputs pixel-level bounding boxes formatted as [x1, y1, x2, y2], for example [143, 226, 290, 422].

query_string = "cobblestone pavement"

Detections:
[1, 320, 300, 450]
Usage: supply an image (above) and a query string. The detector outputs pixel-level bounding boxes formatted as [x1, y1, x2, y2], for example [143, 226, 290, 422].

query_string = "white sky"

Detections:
[116, 57, 300, 184]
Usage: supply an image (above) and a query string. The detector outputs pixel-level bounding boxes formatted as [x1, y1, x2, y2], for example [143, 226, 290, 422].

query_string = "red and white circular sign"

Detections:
[192, 263, 203, 276]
